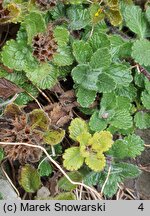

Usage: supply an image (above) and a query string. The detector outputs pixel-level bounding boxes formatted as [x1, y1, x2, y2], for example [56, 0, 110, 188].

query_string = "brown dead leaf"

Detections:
[0, 78, 23, 99]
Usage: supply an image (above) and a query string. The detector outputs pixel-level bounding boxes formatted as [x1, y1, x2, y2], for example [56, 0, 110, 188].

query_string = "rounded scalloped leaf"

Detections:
[53, 46, 74, 66]
[63, 147, 84, 171]
[89, 131, 113, 153]
[43, 129, 65, 145]
[90, 48, 112, 69]
[69, 118, 88, 141]
[28, 109, 49, 131]
[77, 132, 92, 146]
[58, 171, 83, 191]
[134, 112, 150, 129]
[22, 11, 46, 45]
[141, 90, 150, 109]
[77, 87, 96, 108]
[132, 39, 150, 66]
[53, 26, 69, 46]
[80, 145, 90, 158]
[25, 63, 58, 90]
[85, 153, 106, 172]
[19, 164, 41, 193]
[1, 40, 29, 71]
[72, 40, 93, 64]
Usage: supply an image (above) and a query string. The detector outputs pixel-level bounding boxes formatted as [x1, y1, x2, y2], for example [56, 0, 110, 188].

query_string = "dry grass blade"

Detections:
[0, 141, 102, 200]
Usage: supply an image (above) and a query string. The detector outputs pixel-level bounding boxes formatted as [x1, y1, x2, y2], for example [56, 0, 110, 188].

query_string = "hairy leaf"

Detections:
[89, 111, 108, 132]
[38, 161, 53, 177]
[69, 118, 88, 141]
[77, 87, 96, 107]
[109, 134, 144, 159]
[123, 5, 149, 38]
[23, 12, 46, 45]
[58, 171, 82, 191]
[134, 112, 150, 129]
[85, 153, 106, 172]
[73, 40, 93, 64]
[67, 6, 90, 30]
[97, 73, 116, 93]
[63, 147, 84, 171]
[98, 173, 122, 197]
[89, 131, 113, 152]
[53, 26, 69, 46]
[43, 129, 65, 145]
[26, 63, 58, 89]
[110, 109, 132, 129]
[19, 164, 41, 193]
[132, 39, 150, 66]
[90, 48, 111, 69]
[72, 64, 100, 91]
[53, 46, 74, 66]
[105, 63, 133, 87]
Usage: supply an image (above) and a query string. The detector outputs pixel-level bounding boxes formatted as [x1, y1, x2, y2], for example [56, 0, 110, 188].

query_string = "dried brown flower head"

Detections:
[32, 24, 58, 62]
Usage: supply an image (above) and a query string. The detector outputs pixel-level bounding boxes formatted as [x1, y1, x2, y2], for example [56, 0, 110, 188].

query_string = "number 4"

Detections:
[138, 203, 144, 211]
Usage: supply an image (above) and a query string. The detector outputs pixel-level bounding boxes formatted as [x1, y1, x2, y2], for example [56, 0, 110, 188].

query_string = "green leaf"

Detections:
[132, 39, 150, 66]
[77, 87, 96, 108]
[69, 118, 88, 141]
[73, 40, 93, 64]
[109, 134, 144, 159]
[43, 129, 65, 145]
[98, 173, 122, 197]
[53, 26, 69, 46]
[58, 171, 82, 191]
[53, 192, 76, 200]
[110, 109, 132, 129]
[53, 46, 74, 66]
[105, 63, 133, 87]
[19, 164, 41, 193]
[100, 92, 117, 110]
[83, 171, 100, 186]
[146, 7, 150, 23]
[67, 6, 91, 30]
[85, 153, 106, 172]
[72, 64, 100, 91]
[116, 162, 141, 179]
[134, 112, 150, 129]
[90, 48, 111, 69]
[89, 111, 108, 132]
[115, 84, 137, 101]
[0, 148, 4, 162]
[23, 12, 46, 45]
[123, 5, 149, 38]
[97, 73, 116, 93]
[63, 147, 84, 171]
[1, 39, 36, 71]
[38, 161, 53, 177]
[142, 90, 150, 109]
[109, 35, 132, 58]
[26, 63, 58, 89]
[89, 31, 110, 52]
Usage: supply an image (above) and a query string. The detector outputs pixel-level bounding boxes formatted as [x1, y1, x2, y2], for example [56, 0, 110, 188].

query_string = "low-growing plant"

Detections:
[0, 0, 150, 199]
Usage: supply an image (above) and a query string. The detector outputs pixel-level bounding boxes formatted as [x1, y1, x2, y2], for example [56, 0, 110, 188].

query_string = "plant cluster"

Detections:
[0, 0, 150, 199]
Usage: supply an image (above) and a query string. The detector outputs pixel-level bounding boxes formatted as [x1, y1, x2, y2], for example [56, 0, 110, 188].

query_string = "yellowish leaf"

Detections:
[85, 152, 106, 172]
[89, 131, 113, 152]
[43, 129, 65, 145]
